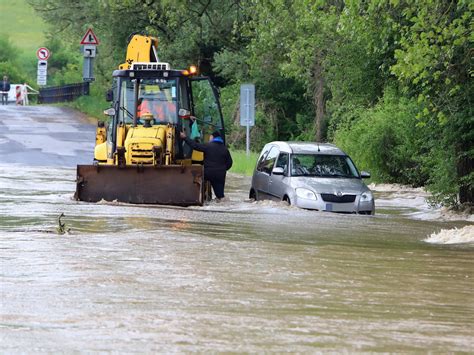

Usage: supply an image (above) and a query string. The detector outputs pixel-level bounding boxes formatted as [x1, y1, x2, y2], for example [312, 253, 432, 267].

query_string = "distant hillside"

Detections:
[0, 0, 47, 57]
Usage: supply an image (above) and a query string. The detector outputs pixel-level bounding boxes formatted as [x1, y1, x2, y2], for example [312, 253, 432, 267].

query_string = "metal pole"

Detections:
[246, 89, 250, 156]
[246, 122, 250, 156]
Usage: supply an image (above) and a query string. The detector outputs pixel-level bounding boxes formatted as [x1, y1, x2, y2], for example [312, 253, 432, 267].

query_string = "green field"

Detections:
[0, 0, 47, 57]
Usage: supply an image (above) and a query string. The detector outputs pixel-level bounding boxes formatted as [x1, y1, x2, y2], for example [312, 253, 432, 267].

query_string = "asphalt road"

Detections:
[0, 105, 96, 167]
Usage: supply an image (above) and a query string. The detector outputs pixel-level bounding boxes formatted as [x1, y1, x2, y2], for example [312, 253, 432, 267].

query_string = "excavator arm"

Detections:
[119, 34, 159, 70]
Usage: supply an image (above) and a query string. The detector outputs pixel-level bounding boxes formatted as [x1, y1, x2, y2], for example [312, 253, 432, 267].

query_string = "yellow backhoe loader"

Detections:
[75, 34, 225, 205]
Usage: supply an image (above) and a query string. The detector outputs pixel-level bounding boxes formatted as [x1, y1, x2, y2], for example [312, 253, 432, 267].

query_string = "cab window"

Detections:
[137, 78, 177, 124]
[118, 79, 135, 124]
[190, 78, 223, 139]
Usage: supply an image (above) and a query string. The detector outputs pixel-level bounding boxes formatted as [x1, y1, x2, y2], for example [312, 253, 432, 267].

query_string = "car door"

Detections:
[259, 147, 280, 199]
[268, 152, 289, 200]
[252, 146, 270, 198]
[252, 146, 278, 199]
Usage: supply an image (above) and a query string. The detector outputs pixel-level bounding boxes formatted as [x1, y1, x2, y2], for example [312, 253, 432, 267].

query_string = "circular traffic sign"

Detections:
[36, 47, 50, 61]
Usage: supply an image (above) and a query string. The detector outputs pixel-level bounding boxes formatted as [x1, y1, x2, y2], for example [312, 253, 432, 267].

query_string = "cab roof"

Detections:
[265, 141, 346, 156]
[112, 69, 192, 79]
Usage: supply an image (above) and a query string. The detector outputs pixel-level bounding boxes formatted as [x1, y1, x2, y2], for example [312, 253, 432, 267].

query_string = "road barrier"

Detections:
[16, 86, 22, 105]
[38, 82, 90, 104]
[4, 84, 38, 105]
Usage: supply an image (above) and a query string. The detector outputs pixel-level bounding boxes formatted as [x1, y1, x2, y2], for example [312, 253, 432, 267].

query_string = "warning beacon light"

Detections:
[182, 65, 198, 76]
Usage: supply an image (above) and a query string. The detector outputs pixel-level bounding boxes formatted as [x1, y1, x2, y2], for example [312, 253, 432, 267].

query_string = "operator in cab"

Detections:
[180, 130, 233, 201]
[137, 91, 177, 124]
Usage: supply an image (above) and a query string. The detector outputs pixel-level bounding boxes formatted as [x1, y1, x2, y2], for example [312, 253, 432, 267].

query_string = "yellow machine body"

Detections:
[75, 34, 222, 206]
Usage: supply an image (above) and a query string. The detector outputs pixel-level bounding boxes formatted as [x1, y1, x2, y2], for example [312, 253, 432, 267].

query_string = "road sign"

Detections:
[240, 83, 255, 156]
[240, 84, 255, 127]
[82, 45, 97, 58]
[37, 60, 48, 86]
[36, 47, 50, 61]
[80, 28, 99, 45]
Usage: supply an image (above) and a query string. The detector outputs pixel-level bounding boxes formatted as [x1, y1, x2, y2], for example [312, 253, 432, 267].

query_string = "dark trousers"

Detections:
[1, 93, 7, 105]
[205, 169, 226, 199]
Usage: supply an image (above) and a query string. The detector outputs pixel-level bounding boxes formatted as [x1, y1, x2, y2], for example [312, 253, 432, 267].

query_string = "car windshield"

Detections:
[290, 154, 360, 178]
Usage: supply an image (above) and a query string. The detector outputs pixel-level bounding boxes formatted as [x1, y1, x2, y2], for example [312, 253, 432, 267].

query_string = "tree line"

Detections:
[28, 0, 472, 206]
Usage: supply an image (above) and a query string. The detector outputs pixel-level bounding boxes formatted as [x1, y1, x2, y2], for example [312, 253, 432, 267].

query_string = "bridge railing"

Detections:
[38, 82, 90, 104]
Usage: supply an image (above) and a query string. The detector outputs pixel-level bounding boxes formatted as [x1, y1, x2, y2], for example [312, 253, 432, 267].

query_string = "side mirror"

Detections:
[105, 89, 113, 102]
[360, 171, 371, 179]
[179, 108, 191, 118]
[272, 167, 284, 175]
[103, 107, 116, 116]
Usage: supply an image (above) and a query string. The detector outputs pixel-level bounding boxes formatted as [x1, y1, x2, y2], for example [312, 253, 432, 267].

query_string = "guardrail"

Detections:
[38, 82, 90, 104]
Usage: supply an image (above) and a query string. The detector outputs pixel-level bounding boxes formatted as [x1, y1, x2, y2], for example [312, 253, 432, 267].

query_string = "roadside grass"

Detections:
[0, 0, 47, 55]
[229, 150, 258, 176]
[66, 86, 109, 120]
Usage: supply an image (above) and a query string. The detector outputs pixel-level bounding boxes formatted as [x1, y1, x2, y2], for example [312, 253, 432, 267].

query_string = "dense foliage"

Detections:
[28, 0, 473, 206]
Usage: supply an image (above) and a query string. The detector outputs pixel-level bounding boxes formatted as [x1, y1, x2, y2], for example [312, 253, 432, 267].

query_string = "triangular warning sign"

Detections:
[80, 28, 99, 45]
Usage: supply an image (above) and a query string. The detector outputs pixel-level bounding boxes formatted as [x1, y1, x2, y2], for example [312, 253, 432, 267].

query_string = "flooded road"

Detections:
[1, 105, 473, 352]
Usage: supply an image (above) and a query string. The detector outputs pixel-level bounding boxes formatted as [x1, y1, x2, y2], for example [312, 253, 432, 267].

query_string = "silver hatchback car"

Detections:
[249, 142, 375, 214]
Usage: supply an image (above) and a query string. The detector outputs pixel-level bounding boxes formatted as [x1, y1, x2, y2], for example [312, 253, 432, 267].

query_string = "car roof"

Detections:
[265, 141, 346, 155]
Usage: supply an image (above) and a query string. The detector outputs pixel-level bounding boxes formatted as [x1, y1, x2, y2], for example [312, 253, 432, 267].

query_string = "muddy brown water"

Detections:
[1, 167, 473, 352]
[1, 106, 473, 352]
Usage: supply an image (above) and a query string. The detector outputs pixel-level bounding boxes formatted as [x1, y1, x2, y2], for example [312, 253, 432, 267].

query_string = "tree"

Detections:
[391, 0, 473, 204]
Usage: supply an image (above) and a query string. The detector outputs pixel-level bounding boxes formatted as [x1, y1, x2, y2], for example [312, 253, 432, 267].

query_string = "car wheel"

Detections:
[249, 189, 257, 201]
[283, 195, 291, 206]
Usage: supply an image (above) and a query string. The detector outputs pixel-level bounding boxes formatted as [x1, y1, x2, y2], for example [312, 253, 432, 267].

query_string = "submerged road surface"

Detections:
[1, 105, 473, 352]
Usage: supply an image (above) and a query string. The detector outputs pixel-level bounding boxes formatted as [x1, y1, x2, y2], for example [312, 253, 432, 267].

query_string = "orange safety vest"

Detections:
[138, 100, 176, 122]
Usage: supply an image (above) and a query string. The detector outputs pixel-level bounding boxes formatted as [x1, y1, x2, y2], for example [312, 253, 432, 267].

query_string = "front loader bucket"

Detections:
[75, 164, 204, 206]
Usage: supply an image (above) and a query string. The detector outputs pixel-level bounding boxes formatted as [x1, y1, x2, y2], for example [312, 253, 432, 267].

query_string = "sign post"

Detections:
[80, 28, 99, 82]
[36, 47, 50, 86]
[240, 84, 255, 156]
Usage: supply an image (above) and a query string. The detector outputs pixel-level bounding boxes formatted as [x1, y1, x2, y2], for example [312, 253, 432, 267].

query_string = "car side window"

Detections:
[262, 147, 279, 174]
[275, 153, 289, 175]
[256, 148, 270, 172]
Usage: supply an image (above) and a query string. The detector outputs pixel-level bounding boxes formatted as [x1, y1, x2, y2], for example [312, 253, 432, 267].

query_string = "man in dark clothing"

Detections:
[1, 76, 11, 105]
[180, 130, 233, 200]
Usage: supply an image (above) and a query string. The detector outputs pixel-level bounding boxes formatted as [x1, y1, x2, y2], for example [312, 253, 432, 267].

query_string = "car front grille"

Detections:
[321, 193, 356, 203]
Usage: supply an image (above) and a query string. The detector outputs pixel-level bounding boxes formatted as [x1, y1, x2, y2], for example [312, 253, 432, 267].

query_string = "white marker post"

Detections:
[240, 84, 255, 156]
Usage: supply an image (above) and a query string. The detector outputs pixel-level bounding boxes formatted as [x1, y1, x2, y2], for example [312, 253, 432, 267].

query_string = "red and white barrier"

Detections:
[15, 85, 22, 105]
[5, 84, 38, 105]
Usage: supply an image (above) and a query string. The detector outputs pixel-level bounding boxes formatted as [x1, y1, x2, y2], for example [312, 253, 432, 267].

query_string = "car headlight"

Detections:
[295, 188, 317, 200]
[360, 191, 373, 202]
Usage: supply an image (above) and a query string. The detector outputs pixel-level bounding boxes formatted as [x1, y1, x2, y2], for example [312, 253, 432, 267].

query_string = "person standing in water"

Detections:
[180, 130, 233, 200]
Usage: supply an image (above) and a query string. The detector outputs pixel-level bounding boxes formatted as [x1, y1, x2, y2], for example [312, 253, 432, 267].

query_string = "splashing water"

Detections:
[425, 225, 474, 244]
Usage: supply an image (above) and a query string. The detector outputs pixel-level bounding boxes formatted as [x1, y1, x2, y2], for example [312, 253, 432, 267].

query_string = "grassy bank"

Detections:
[229, 150, 258, 176]
[65, 85, 108, 120]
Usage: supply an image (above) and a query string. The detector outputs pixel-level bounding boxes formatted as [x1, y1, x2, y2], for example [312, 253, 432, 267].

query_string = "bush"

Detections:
[334, 89, 428, 186]
[424, 144, 459, 206]
[0, 37, 18, 62]
[0, 61, 29, 83]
